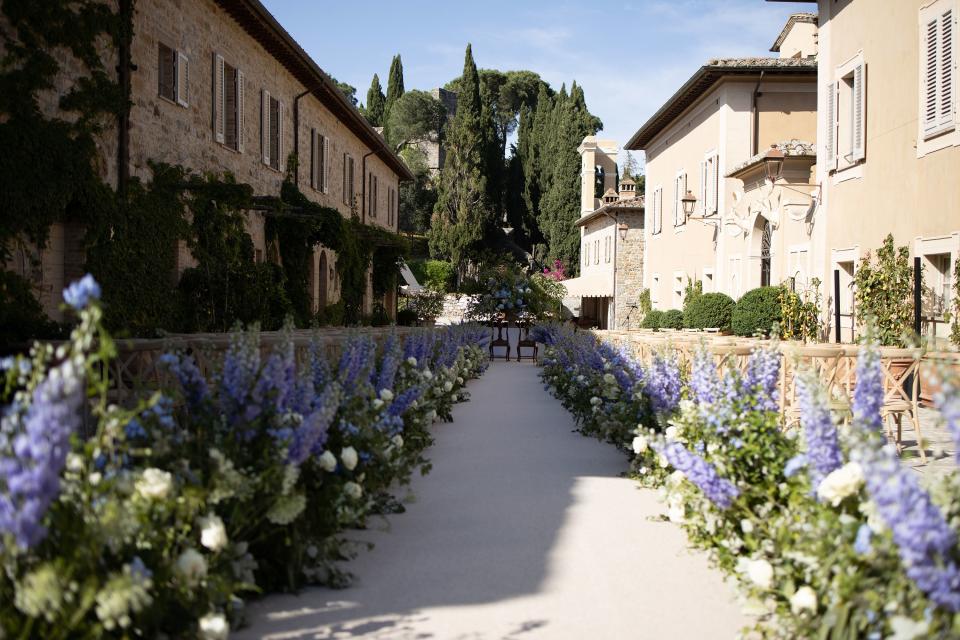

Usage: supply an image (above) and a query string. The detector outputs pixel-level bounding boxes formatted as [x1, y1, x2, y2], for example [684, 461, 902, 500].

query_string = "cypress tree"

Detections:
[429, 44, 489, 273]
[383, 54, 405, 126]
[364, 73, 385, 127]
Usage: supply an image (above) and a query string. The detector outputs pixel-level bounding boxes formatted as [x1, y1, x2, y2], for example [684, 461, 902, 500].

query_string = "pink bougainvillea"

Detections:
[542, 260, 566, 281]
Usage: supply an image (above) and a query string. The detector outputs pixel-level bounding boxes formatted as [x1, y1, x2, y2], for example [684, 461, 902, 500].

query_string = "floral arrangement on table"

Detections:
[0, 276, 490, 638]
[467, 263, 565, 323]
[537, 323, 960, 639]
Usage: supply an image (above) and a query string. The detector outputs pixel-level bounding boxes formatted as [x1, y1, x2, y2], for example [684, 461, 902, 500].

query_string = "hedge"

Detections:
[683, 292, 735, 331]
[662, 309, 684, 329]
[731, 286, 782, 336]
[641, 309, 664, 329]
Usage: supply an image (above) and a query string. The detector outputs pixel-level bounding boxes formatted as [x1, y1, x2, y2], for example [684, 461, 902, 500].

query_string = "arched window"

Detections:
[760, 221, 772, 287]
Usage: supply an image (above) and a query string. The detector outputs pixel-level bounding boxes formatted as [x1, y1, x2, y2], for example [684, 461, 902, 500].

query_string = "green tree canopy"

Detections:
[329, 75, 358, 107]
[385, 90, 446, 151]
[363, 73, 385, 126]
[383, 54, 405, 126]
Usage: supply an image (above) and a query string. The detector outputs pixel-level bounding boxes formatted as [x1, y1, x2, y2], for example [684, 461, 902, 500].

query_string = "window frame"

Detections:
[919, 0, 958, 144]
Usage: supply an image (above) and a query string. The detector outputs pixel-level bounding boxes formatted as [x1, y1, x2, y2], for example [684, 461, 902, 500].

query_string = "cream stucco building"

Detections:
[626, 14, 818, 312]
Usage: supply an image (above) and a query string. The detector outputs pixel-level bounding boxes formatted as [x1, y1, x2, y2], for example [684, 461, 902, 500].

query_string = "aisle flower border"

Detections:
[536, 324, 960, 639]
[0, 276, 490, 638]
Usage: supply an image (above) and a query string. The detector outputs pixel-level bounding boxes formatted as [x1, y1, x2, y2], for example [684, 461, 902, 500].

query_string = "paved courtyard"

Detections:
[236, 360, 746, 639]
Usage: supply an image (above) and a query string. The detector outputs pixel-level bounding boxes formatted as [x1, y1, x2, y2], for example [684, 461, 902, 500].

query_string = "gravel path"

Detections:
[236, 361, 746, 639]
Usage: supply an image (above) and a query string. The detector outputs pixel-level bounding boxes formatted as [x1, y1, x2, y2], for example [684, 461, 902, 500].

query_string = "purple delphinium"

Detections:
[308, 340, 332, 391]
[854, 443, 960, 611]
[159, 353, 209, 410]
[853, 342, 884, 431]
[655, 441, 740, 509]
[219, 330, 261, 423]
[388, 386, 422, 418]
[374, 334, 400, 393]
[689, 347, 720, 405]
[287, 385, 340, 465]
[933, 376, 960, 465]
[62, 274, 101, 311]
[742, 346, 780, 412]
[0, 364, 84, 549]
[644, 352, 681, 415]
[795, 372, 843, 487]
[339, 337, 376, 397]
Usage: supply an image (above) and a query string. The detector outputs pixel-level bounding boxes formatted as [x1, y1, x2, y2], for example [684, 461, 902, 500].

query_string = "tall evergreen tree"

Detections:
[429, 44, 490, 273]
[364, 73, 385, 127]
[383, 54, 405, 127]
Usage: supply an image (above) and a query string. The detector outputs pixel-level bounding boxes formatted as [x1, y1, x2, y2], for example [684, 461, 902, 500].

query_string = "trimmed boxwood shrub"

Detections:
[732, 286, 783, 336]
[641, 309, 664, 329]
[662, 309, 684, 329]
[683, 292, 735, 331]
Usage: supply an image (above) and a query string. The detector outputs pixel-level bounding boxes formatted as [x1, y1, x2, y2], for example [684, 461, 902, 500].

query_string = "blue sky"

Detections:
[263, 1, 801, 164]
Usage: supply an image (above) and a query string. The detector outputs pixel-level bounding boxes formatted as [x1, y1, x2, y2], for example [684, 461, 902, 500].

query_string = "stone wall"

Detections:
[614, 211, 646, 330]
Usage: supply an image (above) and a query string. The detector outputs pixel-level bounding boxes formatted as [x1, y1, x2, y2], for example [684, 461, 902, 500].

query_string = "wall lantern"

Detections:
[681, 190, 697, 218]
[617, 222, 629, 241]
[764, 144, 785, 182]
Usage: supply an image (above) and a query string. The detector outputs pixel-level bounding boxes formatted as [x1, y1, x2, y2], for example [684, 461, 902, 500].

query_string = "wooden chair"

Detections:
[489, 315, 511, 361]
[877, 348, 926, 463]
[516, 316, 538, 362]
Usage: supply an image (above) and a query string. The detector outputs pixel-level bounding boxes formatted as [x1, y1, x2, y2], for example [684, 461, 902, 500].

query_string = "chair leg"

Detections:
[911, 410, 927, 464]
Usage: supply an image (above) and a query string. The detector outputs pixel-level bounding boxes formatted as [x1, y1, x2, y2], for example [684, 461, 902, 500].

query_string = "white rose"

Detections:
[740, 519, 754, 535]
[665, 425, 679, 441]
[603, 373, 616, 385]
[667, 497, 685, 523]
[379, 389, 394, 402]
[443, 381, 453, 392]
[136, 468, 173, 500]
[175, 548, 208, 585]
[372, 399, 384, 410]
[66, 453, 83, 473]
[318, 450, 337, 472]
[590, 396, 601, 406]
[198, 613, 229, 640]
[456, 377, 463, 384]
[817, 462, 864, 507]
[391, 434, 404, 449]
[423, 369, 433, 380]
[198, 513, 228, 552]
[744, 559, 774, 590]
[340, 447, 359, 471]
[407, 357, 417, 367]
[631, 435, 648, 454]
[789, 586, 818, 615]
[344, 481, 363, 500]
[658, 455, 669, 468]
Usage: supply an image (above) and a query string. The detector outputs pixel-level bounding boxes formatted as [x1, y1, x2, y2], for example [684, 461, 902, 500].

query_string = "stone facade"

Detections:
[614, 210, 646, 330]
[5, 0, 411, 322]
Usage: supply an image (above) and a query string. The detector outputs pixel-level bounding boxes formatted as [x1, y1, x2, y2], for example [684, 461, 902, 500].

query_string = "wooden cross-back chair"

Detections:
[515, 316, 537, 362]
[781, 345, 848, 431]
[488, 315, 511, 361]
[875, 347, 925, 463]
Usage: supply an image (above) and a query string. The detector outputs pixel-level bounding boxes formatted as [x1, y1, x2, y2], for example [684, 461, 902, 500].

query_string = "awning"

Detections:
[399, 263, 424, 296]
[561, 272, 614, 298]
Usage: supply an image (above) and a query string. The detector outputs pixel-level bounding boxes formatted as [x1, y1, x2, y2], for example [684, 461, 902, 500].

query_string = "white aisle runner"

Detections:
[236, 362, 746, 639]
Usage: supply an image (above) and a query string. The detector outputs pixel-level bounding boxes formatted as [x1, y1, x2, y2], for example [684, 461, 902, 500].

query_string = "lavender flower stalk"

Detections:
[644, 352, 681, 415]
[742, 346, 780, 412]
[689, 347, 720, 405]
[795, 372, 842, 487]
[933, 376, 960, 465]
[853, 342, 883, 431]
[655, 441, 740, 509]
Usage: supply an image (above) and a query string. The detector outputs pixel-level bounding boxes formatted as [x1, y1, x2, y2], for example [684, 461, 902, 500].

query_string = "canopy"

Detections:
[561, 272, 614, 298]
[399, 263, 424, 296]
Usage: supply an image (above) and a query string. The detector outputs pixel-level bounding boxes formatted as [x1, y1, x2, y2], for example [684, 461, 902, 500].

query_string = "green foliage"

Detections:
[638, 288, 652, 314]
[399, 288, 445, 324]
[398, 149, 436, 235]
[409, 260, 454, 292]
[386, 90, 446, 151]
[363, 73, 385, 127]
[952, 260, 960, 346]
[429, 44, 490, 271]
[329, 75, 358, 107]
[731, 286, 783, 337]
[682, 277, 703, 312]
[641, 309, 664, 329]
[0, 271, 64, 348]
[383, 54, 405, 132]
[854, 234, 917, 346]
[396, 307, 418, 326]
[780, 278, 822, 342]
[662, 309, 684, 329]
[683, 292, 735, 331]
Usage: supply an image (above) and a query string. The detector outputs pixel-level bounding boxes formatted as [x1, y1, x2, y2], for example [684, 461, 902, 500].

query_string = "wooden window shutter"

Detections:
[176, 52, 189, 106]
[699, 160, 706, 214]
[342, 153, 348, 204]
[236, 70, 244, 152]
[825, 81, 837, 169]
[711, 155, 719, 213]
[278, 100, 285, 168]
[322, 136, 329, 193]
[213, 53, 225, 143]
[925, 16, 941, 135]
[261, 89, 271, 165]
[852, 63, 866, 161]
[940, 8, 955, 130]
[310, 128, 317, 189]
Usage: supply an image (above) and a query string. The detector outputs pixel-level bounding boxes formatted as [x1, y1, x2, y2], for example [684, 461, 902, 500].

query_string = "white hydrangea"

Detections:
[665, 425, 679, 441]
[266, 494, 306, 525]
[318, 450, 337, 472]
[443, 381, 453, 392]
[817, 462, 864, 507]
[631, 435, 648, 454]
[198, 513, 228, 552]
[789, 586, 818, 614]
[379, 388, 394, 402]
[743, 558, 774, 590]
[340, 446, 359, 471]
[175, 549, 208, 586]
[407, 356, 418, 367]
[344, 481, 363, 500]
[740, 519, 755, 535]
[391, 434, 404, 449]
[603, 373, 616, 385]
[135, 468, 173, 500]
[198, 612, 230, 640]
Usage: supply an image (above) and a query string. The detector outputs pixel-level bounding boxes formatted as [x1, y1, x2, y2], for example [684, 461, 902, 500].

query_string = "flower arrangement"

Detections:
[537, 323, 960, 638]
[0, 276, 489, 637]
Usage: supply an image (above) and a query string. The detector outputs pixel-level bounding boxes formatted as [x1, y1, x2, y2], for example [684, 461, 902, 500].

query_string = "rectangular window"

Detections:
[922, 2, 956, 139]
[604, 236, 611, 263]
[310, 130, 328, 192]
[158, 43, 177, 102]
[594, 239, 599, 265]
[342, 154, 355, 207]
[652, 186, 663, 235]
[369, 174, 379, 218]
[673, 273, 684, 308]
[673, 172, 687, 227]
[651, 274, 661, 305]
[828, 54, 866, 170]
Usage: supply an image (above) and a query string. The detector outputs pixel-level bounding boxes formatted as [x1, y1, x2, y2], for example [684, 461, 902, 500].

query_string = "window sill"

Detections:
[673, 224, 687, 234]
[157, 94, 186, 108]
[219, 142, 241, 154]
[830, 161, 864, 184]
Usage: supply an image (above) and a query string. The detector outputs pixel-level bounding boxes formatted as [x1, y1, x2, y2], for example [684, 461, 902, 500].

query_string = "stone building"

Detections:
[562, 137, 645, 329]
[4, 0, 412, 322]
[413, 88, 457, 174]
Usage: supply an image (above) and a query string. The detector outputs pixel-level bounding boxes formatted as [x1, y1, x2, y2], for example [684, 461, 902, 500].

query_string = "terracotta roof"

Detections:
[214, 0, 413, 180]
[771, 13, 818, 52]
[726, 139, 816, 178]
[576, 196, 644, 227]
[624, 58, 817, 150]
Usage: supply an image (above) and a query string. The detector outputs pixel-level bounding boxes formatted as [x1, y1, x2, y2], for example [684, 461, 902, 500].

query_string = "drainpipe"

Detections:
[117, 0, 133, 197]
[360, 150, 376, 225]
[293, 85, 324, 189]
[751, 71, 765, 157]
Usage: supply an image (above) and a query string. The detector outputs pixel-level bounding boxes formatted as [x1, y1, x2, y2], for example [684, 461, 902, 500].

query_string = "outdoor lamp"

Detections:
[764, 144, 785, 182]
[617, 222, 628, 241]
[681, 191, 697, 218]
